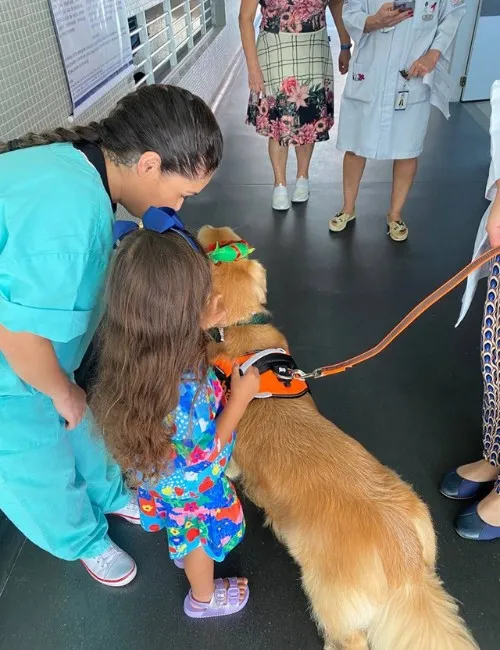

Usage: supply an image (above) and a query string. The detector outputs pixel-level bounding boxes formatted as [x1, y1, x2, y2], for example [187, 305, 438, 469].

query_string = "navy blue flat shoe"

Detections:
[439, 469, 492, 500]
[455, 503, 500, 541]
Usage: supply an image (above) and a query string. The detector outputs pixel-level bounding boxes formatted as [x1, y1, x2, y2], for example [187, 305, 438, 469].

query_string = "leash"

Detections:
[294, 246, 500, 381]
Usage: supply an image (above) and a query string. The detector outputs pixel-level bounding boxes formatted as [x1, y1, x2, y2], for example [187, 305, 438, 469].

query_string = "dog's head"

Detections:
[198, 225, 267, 326]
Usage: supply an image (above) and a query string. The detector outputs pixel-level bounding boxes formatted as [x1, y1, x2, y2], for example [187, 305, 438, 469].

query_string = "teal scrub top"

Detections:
[0, 143, 114, 397]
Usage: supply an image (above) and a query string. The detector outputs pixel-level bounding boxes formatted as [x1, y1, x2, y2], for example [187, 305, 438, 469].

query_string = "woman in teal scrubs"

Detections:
[0, 85, 223, 586]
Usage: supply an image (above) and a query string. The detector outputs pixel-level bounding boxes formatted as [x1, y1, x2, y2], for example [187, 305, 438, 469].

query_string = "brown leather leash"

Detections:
[294, 246, 500, 381]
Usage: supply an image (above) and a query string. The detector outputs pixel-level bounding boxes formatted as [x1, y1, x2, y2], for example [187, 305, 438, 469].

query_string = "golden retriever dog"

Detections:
[198, 225, 478, 650]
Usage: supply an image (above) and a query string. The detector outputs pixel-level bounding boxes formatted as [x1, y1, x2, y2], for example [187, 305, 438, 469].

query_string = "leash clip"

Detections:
[293, 368, 322, 381]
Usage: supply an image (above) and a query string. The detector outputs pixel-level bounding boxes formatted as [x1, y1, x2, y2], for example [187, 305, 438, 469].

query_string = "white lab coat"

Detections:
[337, 0, 465, 160]
[456, 81, 500, 326]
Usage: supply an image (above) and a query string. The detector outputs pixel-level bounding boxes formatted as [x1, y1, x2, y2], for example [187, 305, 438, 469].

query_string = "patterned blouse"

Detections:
[260, 0, 329, 33]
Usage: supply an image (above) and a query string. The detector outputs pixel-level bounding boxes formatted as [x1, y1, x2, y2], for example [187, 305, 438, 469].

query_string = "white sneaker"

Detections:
[81, 541, 137, 587]
[272, 185, 290, 211]
[109, 497, 141, 525]
[291, 177, 310, 203]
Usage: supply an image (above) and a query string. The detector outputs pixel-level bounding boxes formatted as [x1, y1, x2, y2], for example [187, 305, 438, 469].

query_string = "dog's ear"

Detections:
[198, 225, 240, 250]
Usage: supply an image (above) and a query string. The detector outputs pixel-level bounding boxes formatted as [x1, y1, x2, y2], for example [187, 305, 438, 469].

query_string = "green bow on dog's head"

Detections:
[206, 240, 255, 264]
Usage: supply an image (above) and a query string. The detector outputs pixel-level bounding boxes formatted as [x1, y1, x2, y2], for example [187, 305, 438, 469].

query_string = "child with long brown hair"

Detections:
[91, 208, 259, 617]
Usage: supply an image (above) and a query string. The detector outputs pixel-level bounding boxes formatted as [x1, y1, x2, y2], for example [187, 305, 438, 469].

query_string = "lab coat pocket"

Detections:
[406, 77, 430, 105]
[344, 64, 374, 104]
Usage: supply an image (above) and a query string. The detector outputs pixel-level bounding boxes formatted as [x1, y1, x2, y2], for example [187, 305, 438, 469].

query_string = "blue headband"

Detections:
[113, 207, 198, 251]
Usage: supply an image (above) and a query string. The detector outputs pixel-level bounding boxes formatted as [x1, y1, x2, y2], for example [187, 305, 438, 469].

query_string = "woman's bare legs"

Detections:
[342, 151, 366, 215]
[269, 138, 289, 186]
[388, 157, 418, 222]
[295, 143, 315, 180]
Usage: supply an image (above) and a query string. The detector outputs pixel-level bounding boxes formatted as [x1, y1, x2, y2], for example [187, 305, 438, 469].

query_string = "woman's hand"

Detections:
[230, 364, 260, 406]
[248, 64, 265, 95]
[338, 49, 351, 75]
[365, 3, 412, 31]
[487, 192, 500, 248]
[408, 49, 440, 77]
[0, 327, 86, 429]
[52, 383, 87, 430]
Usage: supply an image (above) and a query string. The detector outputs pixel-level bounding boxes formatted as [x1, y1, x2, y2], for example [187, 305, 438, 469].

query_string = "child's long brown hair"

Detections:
[91, 228, 211, 478]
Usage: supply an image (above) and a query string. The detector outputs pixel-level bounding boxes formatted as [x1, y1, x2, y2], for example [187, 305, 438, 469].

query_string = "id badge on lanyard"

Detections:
[395, 70, 409, 111]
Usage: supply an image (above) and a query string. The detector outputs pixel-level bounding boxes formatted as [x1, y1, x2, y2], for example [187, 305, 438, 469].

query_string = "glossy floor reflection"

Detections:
[0, 65, 498, 650]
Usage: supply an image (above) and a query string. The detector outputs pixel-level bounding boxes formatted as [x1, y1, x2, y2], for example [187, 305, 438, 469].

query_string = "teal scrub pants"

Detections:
[0, 393, 129, 560]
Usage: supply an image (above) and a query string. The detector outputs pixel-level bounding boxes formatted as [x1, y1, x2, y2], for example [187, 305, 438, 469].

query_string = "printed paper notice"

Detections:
[49, 0, 133, 116]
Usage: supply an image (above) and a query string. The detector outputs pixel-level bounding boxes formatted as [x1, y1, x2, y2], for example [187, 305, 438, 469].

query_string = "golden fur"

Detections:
[199, 225, 478, 650]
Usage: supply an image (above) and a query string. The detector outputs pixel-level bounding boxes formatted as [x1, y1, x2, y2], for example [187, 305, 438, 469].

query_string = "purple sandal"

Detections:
[184, 578, 249, 618]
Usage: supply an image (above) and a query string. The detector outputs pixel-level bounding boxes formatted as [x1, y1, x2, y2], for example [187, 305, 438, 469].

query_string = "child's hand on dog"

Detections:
[215, 365, 260, 445]
[231, 364, 260, 406]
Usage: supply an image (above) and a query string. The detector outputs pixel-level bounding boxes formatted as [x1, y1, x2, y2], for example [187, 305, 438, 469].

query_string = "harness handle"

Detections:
[240, 349, 296, 378]
[294, 246, 500, 380]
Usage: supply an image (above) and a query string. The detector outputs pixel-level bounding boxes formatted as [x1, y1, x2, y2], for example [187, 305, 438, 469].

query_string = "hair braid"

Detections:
[0, 123, 103, 154]
[0, 85, 223, 178]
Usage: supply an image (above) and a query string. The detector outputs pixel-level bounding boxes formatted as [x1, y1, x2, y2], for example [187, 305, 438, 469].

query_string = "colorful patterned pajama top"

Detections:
[138, 368, 245, 562]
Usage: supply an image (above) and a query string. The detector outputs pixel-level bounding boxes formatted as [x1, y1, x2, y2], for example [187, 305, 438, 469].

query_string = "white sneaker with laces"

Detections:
[81, 541, 137, 587]
[291, 177, 310, 203]
[110, 497, 141, 525]
[272, 185, 290, 211]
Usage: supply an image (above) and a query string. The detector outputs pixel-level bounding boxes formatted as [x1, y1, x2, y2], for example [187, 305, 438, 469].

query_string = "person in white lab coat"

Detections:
[329, 0, 465, 241]
[440, 81, 500, 541]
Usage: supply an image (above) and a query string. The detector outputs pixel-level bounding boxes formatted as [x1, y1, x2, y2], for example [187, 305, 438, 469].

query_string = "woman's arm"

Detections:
[408, 1, 465, 77]
[329, 0, 351, 45]
[239, 0, 265, 93]
[0, 325, 86, 429]
[364, 3, 412, 32]
[430, 0, 465, 58]
[343, 0, 411, 41]
[329, 0, 352, 74]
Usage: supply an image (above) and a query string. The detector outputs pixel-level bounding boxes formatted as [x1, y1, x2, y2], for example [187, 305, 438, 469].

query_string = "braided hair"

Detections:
[1, 124, 102, 153]
[0, 85, 223, 179]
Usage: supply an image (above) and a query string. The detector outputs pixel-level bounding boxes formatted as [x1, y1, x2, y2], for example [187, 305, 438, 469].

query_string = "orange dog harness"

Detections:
[214, 348, 310, 399]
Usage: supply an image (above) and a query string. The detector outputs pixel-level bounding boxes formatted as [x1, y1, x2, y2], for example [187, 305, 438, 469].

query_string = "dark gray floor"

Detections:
[1, 67, 499, 650]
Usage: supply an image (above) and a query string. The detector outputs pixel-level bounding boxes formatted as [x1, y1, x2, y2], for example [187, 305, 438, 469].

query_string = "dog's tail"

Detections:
[368, 569, 478, 650]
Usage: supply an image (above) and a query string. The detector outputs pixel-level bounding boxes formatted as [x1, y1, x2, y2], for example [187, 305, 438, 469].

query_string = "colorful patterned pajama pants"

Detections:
[481, 256, 500, 493]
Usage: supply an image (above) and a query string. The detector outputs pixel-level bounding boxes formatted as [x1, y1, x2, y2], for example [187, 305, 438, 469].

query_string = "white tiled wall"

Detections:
[0, 0, 242, 141]
[0, 1, 134, 140]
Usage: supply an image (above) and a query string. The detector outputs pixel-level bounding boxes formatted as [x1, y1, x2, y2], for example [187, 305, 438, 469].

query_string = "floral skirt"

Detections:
[481, 256, 500, 493]
[247, 28, 334, 146]
[137, 477, 245, 562]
